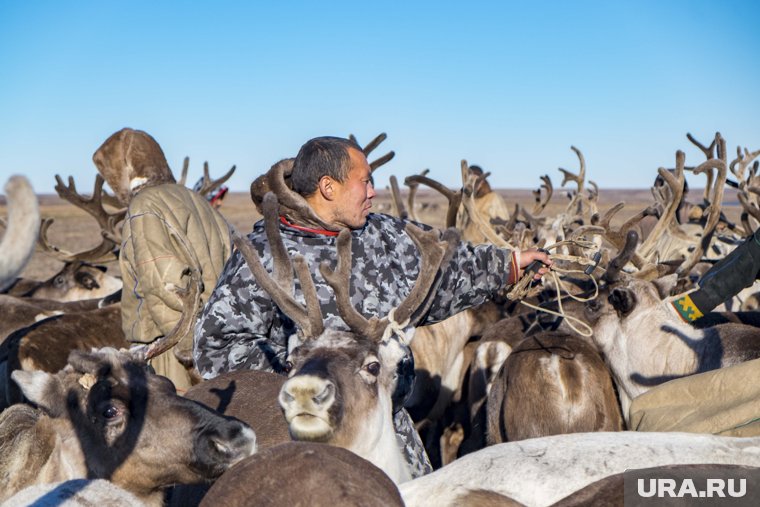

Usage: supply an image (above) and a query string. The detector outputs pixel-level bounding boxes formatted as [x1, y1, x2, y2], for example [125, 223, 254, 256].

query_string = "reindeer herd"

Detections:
[1, 131, 760, 506]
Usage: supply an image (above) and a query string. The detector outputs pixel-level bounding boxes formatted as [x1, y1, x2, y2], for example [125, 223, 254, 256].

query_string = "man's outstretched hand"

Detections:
[519, 249, 553, 280]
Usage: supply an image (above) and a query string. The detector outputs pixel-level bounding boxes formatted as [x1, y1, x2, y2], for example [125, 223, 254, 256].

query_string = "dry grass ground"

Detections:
[0, 187, 744, 282]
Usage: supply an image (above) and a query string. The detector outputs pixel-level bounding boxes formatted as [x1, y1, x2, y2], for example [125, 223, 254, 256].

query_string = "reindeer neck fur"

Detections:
[38, 419, 89, 483]
[347, 390, 412, 484]
[0, 407, 87, 501]
[335, 332, 412, 483]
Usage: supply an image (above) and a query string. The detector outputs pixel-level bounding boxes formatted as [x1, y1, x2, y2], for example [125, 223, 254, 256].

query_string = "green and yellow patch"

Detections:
[671, 294, 704, 322]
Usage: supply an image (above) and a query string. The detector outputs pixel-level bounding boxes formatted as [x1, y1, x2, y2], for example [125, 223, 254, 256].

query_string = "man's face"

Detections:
[331, 148, 377, 229]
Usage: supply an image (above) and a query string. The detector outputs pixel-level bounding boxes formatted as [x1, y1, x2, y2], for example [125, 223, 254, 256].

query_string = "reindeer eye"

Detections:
[365, 361, 381, 377]
[283, 360, 293, 374]
[102, 404, 120, 420]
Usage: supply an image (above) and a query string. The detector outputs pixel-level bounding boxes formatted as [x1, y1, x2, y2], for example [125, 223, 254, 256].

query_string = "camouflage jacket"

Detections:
[193, 213, 517, 379]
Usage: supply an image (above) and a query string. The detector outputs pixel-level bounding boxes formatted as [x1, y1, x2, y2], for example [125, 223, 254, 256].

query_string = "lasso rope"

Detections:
[381, 307, 411, 344]
[507, 239, 600, 337]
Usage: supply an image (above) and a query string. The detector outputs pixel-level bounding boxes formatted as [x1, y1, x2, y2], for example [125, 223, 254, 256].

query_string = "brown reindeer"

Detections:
[0, 348, 256, 505]
[0, 293, 110, 344]
[167, 369, 291, 507]
[0, 303, 126, 409]
[485, 331, 623, 445]
[1, 259, 200, 410]
[199, 442, 404, 507]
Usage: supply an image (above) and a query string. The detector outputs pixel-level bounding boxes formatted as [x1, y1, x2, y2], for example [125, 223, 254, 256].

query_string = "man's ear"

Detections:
[318, 175, 336, 201]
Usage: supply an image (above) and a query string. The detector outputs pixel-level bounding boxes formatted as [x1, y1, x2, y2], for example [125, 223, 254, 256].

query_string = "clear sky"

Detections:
[1, 0, 759, 195]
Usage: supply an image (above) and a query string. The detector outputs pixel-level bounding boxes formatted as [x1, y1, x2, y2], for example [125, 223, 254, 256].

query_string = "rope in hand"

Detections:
[506, 239, 601, 337]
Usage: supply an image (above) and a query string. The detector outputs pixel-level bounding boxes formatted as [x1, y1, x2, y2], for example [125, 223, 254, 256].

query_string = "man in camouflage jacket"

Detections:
[193, 136, 550, 477]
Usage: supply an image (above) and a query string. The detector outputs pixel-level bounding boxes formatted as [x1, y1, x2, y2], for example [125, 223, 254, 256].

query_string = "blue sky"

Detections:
[1, 1, 759, 195]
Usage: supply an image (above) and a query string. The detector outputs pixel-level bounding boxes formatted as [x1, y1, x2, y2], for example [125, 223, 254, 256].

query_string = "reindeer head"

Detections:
[584, 230, 680, 355]
[11, 348, 256, 497]
[279, 330, 393, 446]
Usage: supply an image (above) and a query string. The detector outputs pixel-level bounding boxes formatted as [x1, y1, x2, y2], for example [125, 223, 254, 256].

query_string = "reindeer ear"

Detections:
[75, 271, 100, 290]
[652, 273, 679, 299]
[608, 287, 636, 316]
[11, 370, 65, 415]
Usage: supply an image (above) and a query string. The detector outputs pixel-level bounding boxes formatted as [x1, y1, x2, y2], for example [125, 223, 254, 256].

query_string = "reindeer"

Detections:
[167, 369, 292, 507]
[231, 192, 454, 483]
[484, 331, 623, 445]
[0, 347, 256, 505]
[0, 293, 113, 343]
[407, 302, 503, 424]
[199, 442, 404, 507]
[399, 431, 760, 507]
[1, 256, 200, 410]
[0, 176, 40, 291]
[3, 261, 122, 301]
[0, 303, 126, 409]
[583, 229, 760, 422]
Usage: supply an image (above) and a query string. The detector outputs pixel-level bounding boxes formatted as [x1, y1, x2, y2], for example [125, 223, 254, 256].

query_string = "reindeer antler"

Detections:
[603, 230, 639, 283]
[54, 174, 126, 235]
[349, 132, 396, 172]
[676, 138, 728, 277]
[38, 174, 126, 263]
[687, 132, 718, 161]
[404, 168, 429, 222]
[593, 201, 659, 271]
[731, 146, 760, 234]
[532, 174, 553, 215]
[686, 132, 720, 202]
[639, 152, 686, 259]
[136, 267, 203, 361]
[232, 193, 325, 339]
[388, 175, 409, 219]
[320, 223, 454, 342]
[559, 146, 586, 193]
[194, 161, 236, 196]
[177, 157, 190, 187]
[404, 172, 462, 228]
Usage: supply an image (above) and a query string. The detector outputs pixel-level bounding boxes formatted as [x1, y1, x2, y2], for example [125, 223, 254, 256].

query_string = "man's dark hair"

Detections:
[291, 136, 362, 196]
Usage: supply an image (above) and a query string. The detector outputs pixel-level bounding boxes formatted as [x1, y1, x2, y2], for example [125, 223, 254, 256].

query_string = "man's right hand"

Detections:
[520, 249, 553, 280]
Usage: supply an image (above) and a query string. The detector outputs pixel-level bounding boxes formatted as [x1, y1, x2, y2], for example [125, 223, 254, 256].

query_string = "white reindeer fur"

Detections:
[400, 431, 760, 507]
[349, 390, 412, 484]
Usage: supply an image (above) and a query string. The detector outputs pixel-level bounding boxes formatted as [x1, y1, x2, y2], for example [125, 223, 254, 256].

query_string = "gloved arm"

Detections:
[671, 228, 760, 322]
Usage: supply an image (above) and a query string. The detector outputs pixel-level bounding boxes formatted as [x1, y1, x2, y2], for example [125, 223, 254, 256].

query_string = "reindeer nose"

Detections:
[280, 376, 336, 410]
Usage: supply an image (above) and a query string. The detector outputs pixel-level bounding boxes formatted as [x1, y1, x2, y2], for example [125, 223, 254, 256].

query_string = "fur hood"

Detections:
[250, 158, 342, 233]
[92, 128, 176, 205]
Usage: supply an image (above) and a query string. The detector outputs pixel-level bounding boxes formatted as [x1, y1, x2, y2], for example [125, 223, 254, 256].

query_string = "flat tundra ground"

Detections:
[0, 187, 743, 281]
